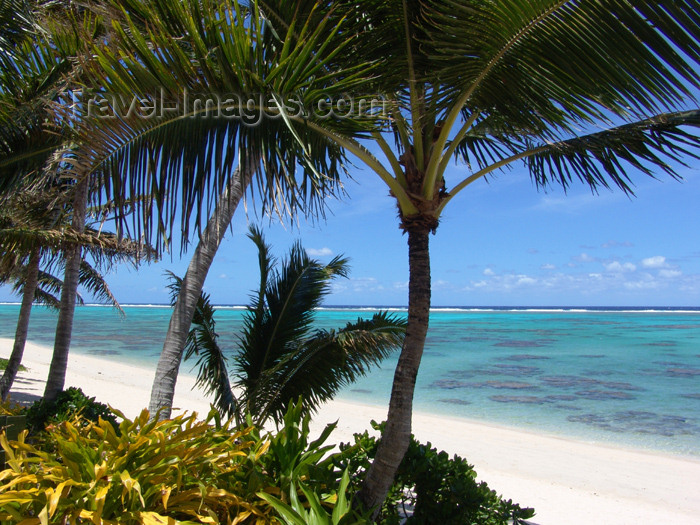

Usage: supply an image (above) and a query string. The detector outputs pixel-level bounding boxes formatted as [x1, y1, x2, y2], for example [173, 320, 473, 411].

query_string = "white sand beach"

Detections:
[2, 337, 700, 525]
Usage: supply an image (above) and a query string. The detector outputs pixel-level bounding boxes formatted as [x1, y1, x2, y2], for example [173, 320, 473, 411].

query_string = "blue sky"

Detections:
[3, 145, 698, 307]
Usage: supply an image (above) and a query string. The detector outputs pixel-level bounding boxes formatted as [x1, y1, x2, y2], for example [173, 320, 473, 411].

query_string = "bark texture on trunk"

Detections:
[148, 167, 249, 419]
[358, 226, 431, 516]
[0, 247, 40, 400]
[43, 178, 89, 402]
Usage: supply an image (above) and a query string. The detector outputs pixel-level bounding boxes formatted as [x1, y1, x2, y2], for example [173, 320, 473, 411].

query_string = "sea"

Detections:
[1, 303, 699, 457]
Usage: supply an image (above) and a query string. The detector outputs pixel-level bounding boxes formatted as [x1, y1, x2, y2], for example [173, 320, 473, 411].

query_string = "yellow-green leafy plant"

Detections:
[0, 408, 277, 524]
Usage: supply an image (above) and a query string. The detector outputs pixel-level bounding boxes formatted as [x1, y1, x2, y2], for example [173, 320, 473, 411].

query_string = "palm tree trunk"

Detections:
[357, 226, 431, 517]
[43, 177, 88, 402]
[148, 165, 251, 419]
[0, 247, 40, 400]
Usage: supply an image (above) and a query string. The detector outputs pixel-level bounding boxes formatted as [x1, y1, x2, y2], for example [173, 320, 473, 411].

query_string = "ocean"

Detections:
[1, 303, 699, 457]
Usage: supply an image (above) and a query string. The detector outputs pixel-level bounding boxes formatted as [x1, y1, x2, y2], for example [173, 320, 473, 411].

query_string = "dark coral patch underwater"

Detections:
[539, 375, 643, 391]
[504, 354, 550, 361]
[437, 398, 471, 406]
[568, 411, 700, 436]
[494, 340, 553, 348]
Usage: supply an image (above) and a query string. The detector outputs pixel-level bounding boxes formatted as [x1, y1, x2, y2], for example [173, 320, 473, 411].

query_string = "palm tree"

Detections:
[68, 0, 380, 419]
[0, 190, 146, 399]
[175, 226, 406, 427]
[243, 0, 700, 513]
[0, 0, 113, 402]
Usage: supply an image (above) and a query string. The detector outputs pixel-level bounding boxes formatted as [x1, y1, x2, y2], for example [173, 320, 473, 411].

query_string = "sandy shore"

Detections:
[2, 337, 700, 525]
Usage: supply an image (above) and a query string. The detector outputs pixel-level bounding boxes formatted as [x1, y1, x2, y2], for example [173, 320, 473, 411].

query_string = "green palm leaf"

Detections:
[256, 312, 406, 426]
[235, 226, 350, 417]
[181, 226, 405, 426]
[65, 0, 379, 250]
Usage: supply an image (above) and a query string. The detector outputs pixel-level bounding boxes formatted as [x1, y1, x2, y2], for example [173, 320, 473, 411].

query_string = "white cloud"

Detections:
[604, 261, 636, 273]
[601, 240, 634, 249]
[483, 268, 495, 276]
[623, 279, 660, 290]
[541, 263, 556, 270]
[516, 276, 537, 286]
[306, 247, 333, 257]
[659, 269, 682, 279]
[642, 256, 667, 268]
[218, 273, 227, 279]
[573, 253, 595, 263]
[333, 277, 386, 294]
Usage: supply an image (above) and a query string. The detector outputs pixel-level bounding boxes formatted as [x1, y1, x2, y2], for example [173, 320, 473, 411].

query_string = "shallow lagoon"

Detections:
[1, 304, 699, 456]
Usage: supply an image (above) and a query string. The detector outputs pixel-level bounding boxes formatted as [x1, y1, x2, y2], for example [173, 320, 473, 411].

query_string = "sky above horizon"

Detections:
[2, 141, 699, 308]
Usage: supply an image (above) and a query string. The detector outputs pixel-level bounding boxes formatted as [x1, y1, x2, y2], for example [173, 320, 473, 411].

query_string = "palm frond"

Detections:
[0, 0, 34, 73]
[32, 286, 61, 309]
[256, 312, 406, 425]
[63, 0, 379, 251]
[77, 260, 123, 314]
[235, 226, 349, 411]
[422, 0, 700, 129]
[525, 110, 700, 194]
[449, 110, 700, 200]
[179, 227, 405, 427]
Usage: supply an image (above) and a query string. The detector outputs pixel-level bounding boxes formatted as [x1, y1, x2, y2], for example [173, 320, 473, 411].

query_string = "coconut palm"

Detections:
[175, 226, 406, 427]
[0, 1, 142, 402]
[241, 0, 700, 512]
[67, 0, 380, 419]
[0, 190, 146, 400]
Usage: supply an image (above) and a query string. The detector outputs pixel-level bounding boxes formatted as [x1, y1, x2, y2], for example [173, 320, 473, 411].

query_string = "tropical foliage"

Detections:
[0, 0, 152, 403]
[0, 403, 373, 524]
[0, 187, 147, 400]
[24, 386, 119, 435]
[179, 226, 406, 427]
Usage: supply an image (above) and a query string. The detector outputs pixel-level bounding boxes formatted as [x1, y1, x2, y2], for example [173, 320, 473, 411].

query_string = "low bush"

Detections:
[0, 359, 27, 373]
[0, 402, 367, 524]
[0, 408, 277, 523]
[334, 421, 535, 525]
[24, 386, 119, 434]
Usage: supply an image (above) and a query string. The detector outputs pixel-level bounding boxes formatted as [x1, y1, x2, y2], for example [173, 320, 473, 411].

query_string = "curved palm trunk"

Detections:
[358, 226, 431, 516]
[148, 166, 251, 419]
[0, 247, 40, 400]
[43, 177, 88, 402]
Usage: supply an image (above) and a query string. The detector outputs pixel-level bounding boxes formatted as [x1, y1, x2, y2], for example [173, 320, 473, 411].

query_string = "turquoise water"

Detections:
[1, 304, 699, 456]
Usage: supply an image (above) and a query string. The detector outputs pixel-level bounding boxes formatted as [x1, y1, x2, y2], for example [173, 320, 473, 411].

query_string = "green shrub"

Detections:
[334, 421, 535, 525]
[251, 401, 371, 523]
[0, 359, 27, 373]
[0, 402, 366, 524]
[24, 386, 119, 434]
[0, 408, 276, 524]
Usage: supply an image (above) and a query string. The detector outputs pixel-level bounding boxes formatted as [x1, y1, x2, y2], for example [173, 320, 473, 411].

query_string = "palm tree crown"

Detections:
[179, 226, 406, 427]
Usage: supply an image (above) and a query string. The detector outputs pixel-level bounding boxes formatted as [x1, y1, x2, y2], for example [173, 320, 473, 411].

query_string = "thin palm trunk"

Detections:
[358, 226, 431, 516]
[0, 246, 40, 400]
[43, 177, 89, 402]
[149, 165, 251, 419]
